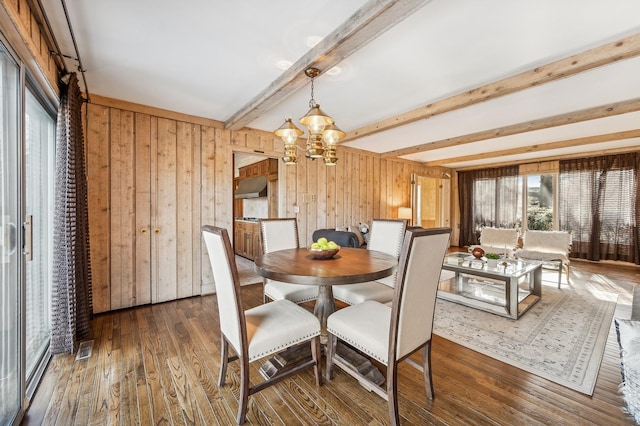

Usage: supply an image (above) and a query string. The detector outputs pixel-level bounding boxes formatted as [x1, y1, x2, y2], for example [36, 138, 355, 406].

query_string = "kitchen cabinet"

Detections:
[238, 158, 278, 180]
[234, 220, 261, 260]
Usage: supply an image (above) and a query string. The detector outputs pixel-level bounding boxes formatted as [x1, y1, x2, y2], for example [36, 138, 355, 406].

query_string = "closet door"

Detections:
[87, 108, 203, 311]
[151, 118, 201, 303]
[109, 109, 140, 309]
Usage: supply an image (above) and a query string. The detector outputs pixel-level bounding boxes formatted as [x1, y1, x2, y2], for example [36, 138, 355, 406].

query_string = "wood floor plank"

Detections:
[140, 331, 173, 424]
[118, 327, 140, 426]
[26, 258, 639, 425]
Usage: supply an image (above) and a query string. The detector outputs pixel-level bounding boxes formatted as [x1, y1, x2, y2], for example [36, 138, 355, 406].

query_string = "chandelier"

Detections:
[273, 67, 344, 166]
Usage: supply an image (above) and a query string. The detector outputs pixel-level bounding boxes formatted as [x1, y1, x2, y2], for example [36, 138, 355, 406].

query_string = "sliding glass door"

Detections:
[0, 43, 20, 426]
[24, 87, 55, 382]
[1, 41, 56, 425]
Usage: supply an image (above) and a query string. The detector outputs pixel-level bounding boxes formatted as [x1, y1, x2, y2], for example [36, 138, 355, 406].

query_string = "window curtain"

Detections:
[50, 73, 93, 354]
[458, 165, 519, 247]
[559, 153, 639, 264]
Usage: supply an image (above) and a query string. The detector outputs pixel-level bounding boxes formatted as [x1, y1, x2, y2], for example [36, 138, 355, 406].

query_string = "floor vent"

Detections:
[75, 340, 94, 361]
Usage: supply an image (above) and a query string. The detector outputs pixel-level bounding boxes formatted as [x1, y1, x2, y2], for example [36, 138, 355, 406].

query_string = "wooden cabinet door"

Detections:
[235, 222, 244, 255]
[88, 107, 207, 313]
[152, 119, 202, 303]
[252, 228, 261, 258]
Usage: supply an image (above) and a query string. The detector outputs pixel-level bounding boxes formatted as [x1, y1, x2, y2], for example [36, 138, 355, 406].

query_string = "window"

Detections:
[524, 174, 555, 231]
[559, 154, 638, 263]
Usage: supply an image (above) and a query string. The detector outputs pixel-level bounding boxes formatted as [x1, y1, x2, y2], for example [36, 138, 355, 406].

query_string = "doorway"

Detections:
[411, 173, 451, 228]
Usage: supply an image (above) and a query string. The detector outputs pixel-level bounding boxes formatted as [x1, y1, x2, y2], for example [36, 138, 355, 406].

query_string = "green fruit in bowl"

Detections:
[310, 242, 321, 249]
[327, 241, 338, 249]
[317, 237, 328, 245]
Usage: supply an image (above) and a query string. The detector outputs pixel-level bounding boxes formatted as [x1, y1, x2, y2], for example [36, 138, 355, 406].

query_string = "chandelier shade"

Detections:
[322, 123, 345, 145]
[273, 67, 343, 166]
[274, 118, 303, 144]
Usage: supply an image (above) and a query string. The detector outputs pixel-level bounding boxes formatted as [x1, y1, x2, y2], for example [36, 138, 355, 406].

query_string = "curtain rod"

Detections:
[59, 0, 90, 102]
[32, 0, 91, 102]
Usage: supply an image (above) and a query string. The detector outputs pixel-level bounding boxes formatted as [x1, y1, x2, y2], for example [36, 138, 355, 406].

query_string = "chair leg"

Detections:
[387, 361, 400, 426]
[423, 341, 434, 400]
[237, 356, 250, 425]
[219, 337, 229, 386]
[325, 334, 337, 381]
[557, 260, 563, 289]
[311, 336, 322, 386]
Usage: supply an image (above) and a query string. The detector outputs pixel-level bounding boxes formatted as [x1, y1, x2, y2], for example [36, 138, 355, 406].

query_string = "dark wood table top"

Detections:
[254, 247, 397, 286]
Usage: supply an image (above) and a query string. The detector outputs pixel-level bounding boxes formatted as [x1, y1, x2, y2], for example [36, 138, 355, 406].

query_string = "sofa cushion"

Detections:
[348, 225, 365, 246]
[521, 230, 571, 252]
[312, 229, 361, 248]
[615, 318, 640, 423]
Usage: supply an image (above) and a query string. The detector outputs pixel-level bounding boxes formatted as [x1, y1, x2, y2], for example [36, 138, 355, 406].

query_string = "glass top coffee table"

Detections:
[439, 252, 542, 319]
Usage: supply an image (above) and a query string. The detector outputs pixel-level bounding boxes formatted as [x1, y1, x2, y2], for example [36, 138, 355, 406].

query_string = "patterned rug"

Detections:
[433, 270, 618, 395]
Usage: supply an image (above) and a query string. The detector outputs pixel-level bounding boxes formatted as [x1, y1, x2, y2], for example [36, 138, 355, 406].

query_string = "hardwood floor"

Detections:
[24, 259, 639, 425]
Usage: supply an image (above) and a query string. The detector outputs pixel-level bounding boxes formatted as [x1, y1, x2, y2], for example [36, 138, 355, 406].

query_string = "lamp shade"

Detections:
[300, 104, 333, 134]
[322, 123, 345, 145]
[274, 118, 303, 144]
[398, 207, 412, 220]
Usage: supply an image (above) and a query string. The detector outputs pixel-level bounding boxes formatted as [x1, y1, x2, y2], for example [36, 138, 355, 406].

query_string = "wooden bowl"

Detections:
[308, 246, 340, 259]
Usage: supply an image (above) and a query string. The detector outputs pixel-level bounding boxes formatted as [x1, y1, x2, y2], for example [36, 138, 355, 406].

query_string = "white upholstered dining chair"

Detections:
[259, 218, 318, 304]
[332, 219, 407, 305]
[202, 225, 321, 424]
[326, 227, 451, 426]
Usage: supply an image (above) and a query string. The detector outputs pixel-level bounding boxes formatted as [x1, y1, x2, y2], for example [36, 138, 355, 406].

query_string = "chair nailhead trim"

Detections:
[250, 332, 319, 361]
[328, 330, 387, 365]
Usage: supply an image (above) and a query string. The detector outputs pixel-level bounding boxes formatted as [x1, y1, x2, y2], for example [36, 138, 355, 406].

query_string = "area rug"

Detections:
[433, 270, 618, 395]
[235, 255, 263, 286]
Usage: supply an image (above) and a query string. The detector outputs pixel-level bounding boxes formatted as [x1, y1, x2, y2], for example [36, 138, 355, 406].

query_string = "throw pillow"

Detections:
[348, 225, 365, 247]
[615, 318, 640, 423]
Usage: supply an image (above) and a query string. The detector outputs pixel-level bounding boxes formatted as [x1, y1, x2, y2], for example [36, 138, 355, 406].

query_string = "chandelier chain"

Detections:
[309, 76, 316, 108]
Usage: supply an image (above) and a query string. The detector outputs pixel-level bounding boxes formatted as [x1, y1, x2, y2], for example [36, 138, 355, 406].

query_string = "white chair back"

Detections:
[480, 227, 518, 248]
[368, 219, 407, 257]
[368, 219, 407, 288]
[259, 218, 299, 253]
[202, 225, 244, 353]
[392, 228, 451, 360]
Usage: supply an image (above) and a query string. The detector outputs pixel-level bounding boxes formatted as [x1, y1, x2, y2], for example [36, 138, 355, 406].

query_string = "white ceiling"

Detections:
[41, 0, 640, 169]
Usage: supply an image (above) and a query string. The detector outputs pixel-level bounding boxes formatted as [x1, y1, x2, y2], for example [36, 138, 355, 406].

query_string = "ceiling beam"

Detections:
[453, 145, 640, 171]
[422, 129, 640, 167]
[343, 32, 640, 142]
[224, 0, 430, 131]
[382, 97, 640, 158]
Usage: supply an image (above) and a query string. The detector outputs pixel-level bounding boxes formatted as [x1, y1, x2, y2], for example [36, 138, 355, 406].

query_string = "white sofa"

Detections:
[468, 227, 519, 258]
[515, 230, 571, 288]
[614, 287, 640, 424]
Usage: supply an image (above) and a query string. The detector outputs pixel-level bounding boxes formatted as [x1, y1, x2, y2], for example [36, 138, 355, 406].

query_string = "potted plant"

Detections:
[485, 252, 500, 268]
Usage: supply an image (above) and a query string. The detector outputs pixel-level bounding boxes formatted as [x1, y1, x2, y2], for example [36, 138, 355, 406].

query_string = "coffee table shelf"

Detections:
[440, 253, 542, 319]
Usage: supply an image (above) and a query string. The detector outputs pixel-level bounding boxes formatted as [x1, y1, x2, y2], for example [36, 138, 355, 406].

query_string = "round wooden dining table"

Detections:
[254, 247, 397, 333]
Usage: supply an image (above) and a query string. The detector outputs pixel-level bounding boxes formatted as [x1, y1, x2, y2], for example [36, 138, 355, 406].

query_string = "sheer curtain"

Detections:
[458, 166, 520, 247]
[50, 73, 93, 353]
[559, 153, 639, 264]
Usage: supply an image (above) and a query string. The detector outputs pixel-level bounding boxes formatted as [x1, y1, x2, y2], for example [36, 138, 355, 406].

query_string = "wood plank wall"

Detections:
[85, 95, 449, 313]
[1, 0, 61, 93]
